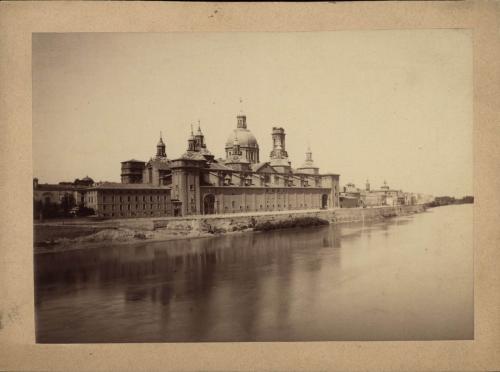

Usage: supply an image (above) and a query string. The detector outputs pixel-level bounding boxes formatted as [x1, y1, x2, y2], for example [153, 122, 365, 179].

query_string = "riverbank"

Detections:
[34, 204, 427, 254]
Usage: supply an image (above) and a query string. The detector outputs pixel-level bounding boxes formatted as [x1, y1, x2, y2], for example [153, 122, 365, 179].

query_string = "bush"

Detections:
[76, 206, 95, 217]
[254, 217, 328, 232]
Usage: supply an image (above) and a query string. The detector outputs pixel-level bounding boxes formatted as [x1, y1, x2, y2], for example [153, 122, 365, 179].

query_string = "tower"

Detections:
[156, 132, 166, 158]
[170, 127, 208, 216]
[296, 145, 319, 175]
[194, 120, 205, 151]
[270, 127, 288, 160]
[188, 124, 196, 151]
[366, 179, 370, 191]
[269, 127, 291, 173]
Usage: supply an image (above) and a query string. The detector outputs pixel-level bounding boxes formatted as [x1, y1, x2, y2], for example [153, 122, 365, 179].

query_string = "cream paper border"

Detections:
[1, 1, 499, 371]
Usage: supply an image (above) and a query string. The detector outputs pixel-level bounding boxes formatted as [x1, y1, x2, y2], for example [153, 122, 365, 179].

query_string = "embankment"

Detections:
[34, 204, 426, 253]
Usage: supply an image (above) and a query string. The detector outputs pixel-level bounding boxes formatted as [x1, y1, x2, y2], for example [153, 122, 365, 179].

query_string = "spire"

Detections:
[305, 145, 313, 162]
[196, 119, 203, 135]
[187, 125, 196, 151]
[157, 131, 164, 145]
[156, 131, 166, 158]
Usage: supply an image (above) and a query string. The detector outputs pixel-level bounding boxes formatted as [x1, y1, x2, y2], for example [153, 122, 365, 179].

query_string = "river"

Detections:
[35, 204, 473, 342]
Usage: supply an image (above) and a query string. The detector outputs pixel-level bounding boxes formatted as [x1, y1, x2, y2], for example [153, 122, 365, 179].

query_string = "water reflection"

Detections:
[35, 205, 473, 342]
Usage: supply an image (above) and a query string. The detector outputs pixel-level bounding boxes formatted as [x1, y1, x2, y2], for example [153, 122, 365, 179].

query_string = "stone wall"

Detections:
[144, 204, 426, 234]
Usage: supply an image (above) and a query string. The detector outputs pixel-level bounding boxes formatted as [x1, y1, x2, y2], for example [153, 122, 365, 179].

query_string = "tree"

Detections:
[60, 193, 76, 215]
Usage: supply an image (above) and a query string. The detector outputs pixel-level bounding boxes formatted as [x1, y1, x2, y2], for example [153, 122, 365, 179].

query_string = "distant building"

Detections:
[340, 183, 361, 208]
[364, 180, 400, 206]
[33, 176, 94, 206]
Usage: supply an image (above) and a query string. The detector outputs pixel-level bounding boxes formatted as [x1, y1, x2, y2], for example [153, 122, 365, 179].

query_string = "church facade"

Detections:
[89, 114, 340, 218]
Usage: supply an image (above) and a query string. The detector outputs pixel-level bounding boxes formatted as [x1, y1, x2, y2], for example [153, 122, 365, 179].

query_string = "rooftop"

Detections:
[121, 159, 146, 163]
[90, 182, 171, 190]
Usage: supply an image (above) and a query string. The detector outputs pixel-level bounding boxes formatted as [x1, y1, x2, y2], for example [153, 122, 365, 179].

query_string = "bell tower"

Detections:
[270, 127, 288, 160]
[269, 127, 291, 173]
[156, 132, 166, 158]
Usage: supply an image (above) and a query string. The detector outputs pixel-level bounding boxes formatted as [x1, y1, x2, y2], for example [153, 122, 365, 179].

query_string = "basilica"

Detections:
[85, 114, 340, 218]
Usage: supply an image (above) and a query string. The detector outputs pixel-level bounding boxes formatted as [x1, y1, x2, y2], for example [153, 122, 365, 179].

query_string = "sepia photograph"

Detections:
[32, 30, 474, 343]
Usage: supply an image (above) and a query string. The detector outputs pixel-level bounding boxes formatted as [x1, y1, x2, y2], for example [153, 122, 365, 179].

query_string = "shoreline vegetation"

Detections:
[253, 216, 329, 231]
[34, 205, 430, 254]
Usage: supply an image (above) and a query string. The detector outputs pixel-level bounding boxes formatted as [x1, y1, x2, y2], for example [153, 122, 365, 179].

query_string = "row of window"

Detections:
[101, 210, 167, 218]
[220, 203, 313, 211]
[102, 203, 169, 211]
[101, 195, 168, 203]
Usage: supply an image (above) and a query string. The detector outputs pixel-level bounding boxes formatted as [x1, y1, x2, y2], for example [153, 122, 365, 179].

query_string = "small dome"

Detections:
[225, 128, 259, 149]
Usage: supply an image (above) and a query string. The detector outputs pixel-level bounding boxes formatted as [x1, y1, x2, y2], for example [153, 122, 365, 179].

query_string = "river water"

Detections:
[35, 204, 473, 342]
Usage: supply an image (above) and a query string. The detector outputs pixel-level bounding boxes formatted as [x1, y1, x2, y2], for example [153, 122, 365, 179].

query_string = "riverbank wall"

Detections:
[34, 204, 427, 253]
[119, 204, 427, 234]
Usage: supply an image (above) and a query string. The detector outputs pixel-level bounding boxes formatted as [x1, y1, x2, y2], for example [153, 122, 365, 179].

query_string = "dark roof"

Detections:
[147, 158, 171, 170]
[173, 151, 207, 161]
[121, 159, 146, 163]
[321, 173, 340, 176]
[90, 182, 171, 190]
[207, 162, 233, 171]
[35, 184, 87, 191]
[251, 162, 276, 173]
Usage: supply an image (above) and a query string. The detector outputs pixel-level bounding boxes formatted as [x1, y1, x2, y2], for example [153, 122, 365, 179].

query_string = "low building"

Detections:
[85, 183, 171, 218]
[340, 183, 361, 208]
[33, 176, 94, 206]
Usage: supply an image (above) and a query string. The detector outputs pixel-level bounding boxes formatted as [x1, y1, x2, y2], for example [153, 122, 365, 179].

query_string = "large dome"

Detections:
[225, 128, 259, 149]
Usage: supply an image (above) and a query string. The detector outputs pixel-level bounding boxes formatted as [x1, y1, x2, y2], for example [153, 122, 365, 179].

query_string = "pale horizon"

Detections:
[33, 30, 473, 197]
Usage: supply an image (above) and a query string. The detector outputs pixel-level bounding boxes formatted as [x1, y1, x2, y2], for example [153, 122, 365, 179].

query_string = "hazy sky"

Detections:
[33, 30, 472, 197]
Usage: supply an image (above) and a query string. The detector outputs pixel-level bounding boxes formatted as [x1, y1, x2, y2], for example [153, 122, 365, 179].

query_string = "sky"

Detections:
[32, 30, 473, 197]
